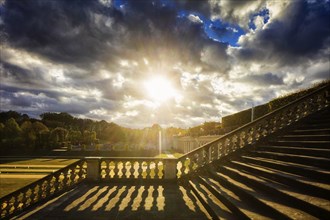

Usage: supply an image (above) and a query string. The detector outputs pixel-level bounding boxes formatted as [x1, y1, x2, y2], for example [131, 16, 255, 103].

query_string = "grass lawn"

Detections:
[0, 174, 46, 198]
[0, 158, 78, 166]
[155, 152, 183, 159]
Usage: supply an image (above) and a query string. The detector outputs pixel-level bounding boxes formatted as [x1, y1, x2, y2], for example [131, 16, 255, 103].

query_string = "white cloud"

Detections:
[187, 14, 203, 24]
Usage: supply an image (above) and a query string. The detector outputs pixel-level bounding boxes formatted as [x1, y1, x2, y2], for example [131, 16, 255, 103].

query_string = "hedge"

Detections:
[222, 80, 329, 129]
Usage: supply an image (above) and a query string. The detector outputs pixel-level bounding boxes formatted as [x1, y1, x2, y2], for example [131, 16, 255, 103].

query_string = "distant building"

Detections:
[173, 135, 221, 154]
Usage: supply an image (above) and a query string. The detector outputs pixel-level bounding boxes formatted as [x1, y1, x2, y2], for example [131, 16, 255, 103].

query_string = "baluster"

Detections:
[100, 160, 106, 179]
[192, 154, 199, 170]
[108, 161, 114, 178]
[7, 196, 15, 215]
[209, 144, 215, 161]
[71, 166, 77, 183]
[77, 164, 83, 181]
[114, 161, 120, 179]
[50, 176, 56, 194]
[200, 150, 205, 166]
[159, 161, 165, 179]
[63, 170, 69, 188]
[248, 128, 254, 144]
[82, 161, 87, 179]
[239, 131, 245, 148]
[67, 169, 73, 186]
[25, 189, 32, 208]
[30, 186, 38, 203]
[16, 192, 24, 211]
[217, 142, 223, 158]
[176, 161, 182, 178]
[118, 161, 125, 178]
[9, 196, 17, 215]
[121, 161, 127, 179]
[233, 135, 239, 150]
[145, 161, 151, 179]
[45, 179, 51, 198]
[148, 161, 155, 179]
[129, 161, 135, 179]
[224, 138, 229, 155]
[141, 161, 147, 178]
[59, 172, 65, 191]
[34, 184, 41, 201]
[137, 161, 143, 178]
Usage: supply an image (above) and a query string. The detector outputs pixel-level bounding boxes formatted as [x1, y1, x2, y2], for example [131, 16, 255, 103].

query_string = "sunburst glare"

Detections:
[144, 76, 179, 103]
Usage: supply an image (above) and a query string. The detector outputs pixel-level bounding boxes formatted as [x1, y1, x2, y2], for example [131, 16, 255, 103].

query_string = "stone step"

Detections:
[227, 160, 330, 200]
[194, 176, 250, 219]
[294, 123, 330, 130]
[215, 164, 330, 219]
[207, 168, 314, 219]
[287, 128, 330, 135]
[247, 150, 330, 170]
[187, 180, 218, 220]
[240, 155, 330, 184]
[205, 169, 291, 219]
[188, 178, 240, 220]
[277, 134, 330, 141]
[256, 145, 330, 159]
[268, 140, 330, 148]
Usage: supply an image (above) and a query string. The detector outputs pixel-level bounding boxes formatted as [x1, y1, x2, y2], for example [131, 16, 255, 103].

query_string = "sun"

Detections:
[144, 76, 178, 103]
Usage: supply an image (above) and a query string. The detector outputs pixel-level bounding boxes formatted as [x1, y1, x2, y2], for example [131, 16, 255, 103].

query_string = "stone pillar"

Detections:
[86, 157, 100, 182]
[164, 159, 177, 180]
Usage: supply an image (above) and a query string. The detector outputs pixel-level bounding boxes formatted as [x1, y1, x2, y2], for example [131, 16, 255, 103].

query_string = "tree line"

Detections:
[0, 110, 222, 154]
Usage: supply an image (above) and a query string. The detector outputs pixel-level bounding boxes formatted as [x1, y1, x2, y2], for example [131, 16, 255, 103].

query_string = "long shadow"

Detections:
[192, 177, 241, 219]
[20, 182, 211, 220]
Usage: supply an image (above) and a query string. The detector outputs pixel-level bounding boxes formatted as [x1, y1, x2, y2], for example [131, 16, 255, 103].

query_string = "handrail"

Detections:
[0, 159, 87, 219]
[176, 83, 329, 177]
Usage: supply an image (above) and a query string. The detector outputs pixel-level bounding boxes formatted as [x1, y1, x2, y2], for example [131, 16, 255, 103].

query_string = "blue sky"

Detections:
[0, 0, 329, 128]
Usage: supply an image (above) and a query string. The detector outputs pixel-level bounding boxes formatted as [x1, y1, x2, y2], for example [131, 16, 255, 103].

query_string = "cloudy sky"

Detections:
[0, 0, 329, 128]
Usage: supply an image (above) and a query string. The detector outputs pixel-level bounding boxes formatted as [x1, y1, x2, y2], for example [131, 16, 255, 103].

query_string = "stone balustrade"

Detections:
[0, 160, 87, 219]
[85, 157, 177, 181]
[176, 83, 329, 177]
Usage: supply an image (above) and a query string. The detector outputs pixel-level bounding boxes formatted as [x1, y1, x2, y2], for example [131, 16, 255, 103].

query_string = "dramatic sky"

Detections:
[0, 0, 329, 128]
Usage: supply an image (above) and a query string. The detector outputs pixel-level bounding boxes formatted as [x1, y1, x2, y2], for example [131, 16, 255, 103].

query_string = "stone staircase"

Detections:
[13, 107, 330, 220]
[184, 106, 330, 219]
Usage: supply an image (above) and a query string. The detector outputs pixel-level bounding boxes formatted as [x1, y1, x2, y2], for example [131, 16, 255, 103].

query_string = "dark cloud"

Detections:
[0, 0, 329, 128]
[235, 0, 330, 65]
[2, 0, 126, 66]
[240, 72, 284, 86]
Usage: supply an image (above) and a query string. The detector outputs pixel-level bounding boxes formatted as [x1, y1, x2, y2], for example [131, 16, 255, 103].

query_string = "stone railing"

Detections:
[85, 157, 177, 181]
[0, 159, 87, 219]
[176, 83, 329, 178]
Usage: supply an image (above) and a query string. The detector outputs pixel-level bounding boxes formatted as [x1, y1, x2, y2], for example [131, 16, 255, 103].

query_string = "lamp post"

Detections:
[159, 130, 162, 155]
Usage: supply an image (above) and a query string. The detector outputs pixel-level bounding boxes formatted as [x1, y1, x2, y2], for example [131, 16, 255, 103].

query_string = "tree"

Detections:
[0, 123, 5, 144]
[4, 118, 22, 139]
[33, 122, 49, 150]
[21, 121, 35, 150]
[50, 127, 68, 146]
[2, 118, 22, 150]
[68, 130, 82, 144]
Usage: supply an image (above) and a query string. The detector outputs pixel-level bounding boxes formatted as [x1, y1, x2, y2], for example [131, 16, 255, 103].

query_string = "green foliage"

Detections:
[268, 81, 329, 111]
[1, 111, 186, 154]
[50, 127, 68, 143]
[4, 118, 22, 138]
